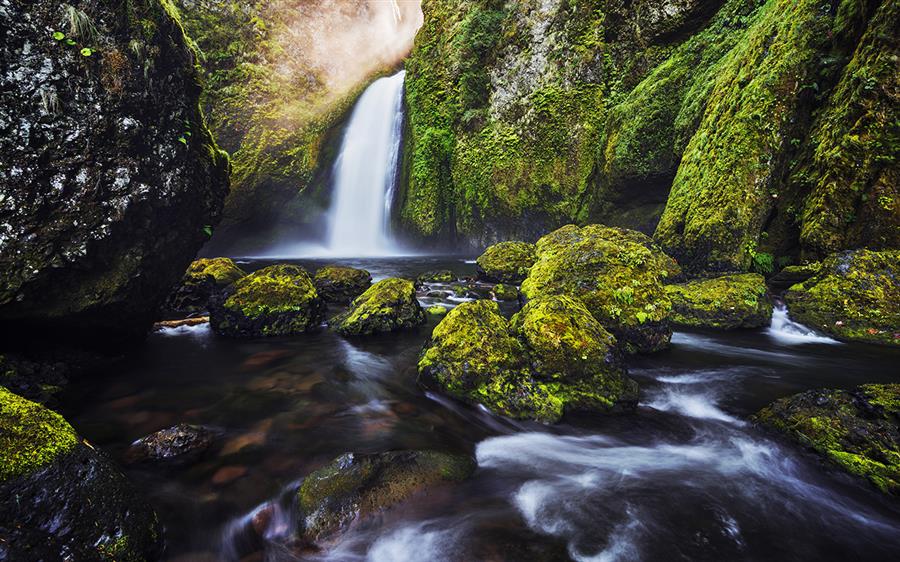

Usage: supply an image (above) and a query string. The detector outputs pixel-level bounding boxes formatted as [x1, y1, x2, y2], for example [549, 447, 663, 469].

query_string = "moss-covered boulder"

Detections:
[297, 450, 475, 542]
[417, 270, 456, 284]
[210, 265, 325, 337]
[426, 305, 449, 316]
[768, 262, 822, 293]
[476, 241, 537, 284]
[0, 388, 162, 560]
[665, 273, 772, 330]
[313, 266, 372, 304]
[330, 278, 426, 336]
[418, 299, 636, 422]
[492, 284, 519, 302]
[166, 258, 247, 313]
[755, 384, 900, 495]
[784, 250, 900, 346]
[521, 225, 676, 353]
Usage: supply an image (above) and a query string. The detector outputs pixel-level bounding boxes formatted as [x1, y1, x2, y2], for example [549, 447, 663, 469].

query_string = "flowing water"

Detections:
[65, 258, 900, 561]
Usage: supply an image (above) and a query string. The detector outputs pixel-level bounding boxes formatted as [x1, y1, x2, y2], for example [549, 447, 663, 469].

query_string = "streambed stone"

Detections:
[313, 265, 372, 304]
[476, 241, 537, 284]
[331, 278, 426, 336]
[166, 258, 247, 314]
[125, 423, 215, 465]
[665, 273, 772, 330]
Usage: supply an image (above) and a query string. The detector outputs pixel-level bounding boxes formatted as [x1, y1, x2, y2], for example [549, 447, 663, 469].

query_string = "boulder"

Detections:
[755, 384, 900, 495]
[0, 0, 230, 348]
[418, 299, 637, 422]
[297, 450, 476, 542]
[426, 305, 449, 316]
[417, 270, 456, 284]
[476, 242, 537, 284]
[492, 284, 519, 301]
[784, 250, 900, 345]
[665, 273, 772, 330]
[313, 266, 372, 304]
[521, 225, 677, 353]
[166, 258, 246, 313]
[0, 387, 162, 560]
[210, 265, 325, 337]
[768, 262, 822, 293]
[125, 423, 215, 465]
[331, 278, 426, 336]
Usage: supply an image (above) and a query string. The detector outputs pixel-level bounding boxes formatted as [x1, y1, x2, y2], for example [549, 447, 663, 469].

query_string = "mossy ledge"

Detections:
[665, 273, 773, 330]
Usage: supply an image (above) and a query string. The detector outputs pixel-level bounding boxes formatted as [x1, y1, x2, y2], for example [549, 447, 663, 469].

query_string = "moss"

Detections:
[426, 305, 448, 316]
[417, 270, 456, 284]
[755, 384, 900, 494]
[665, 273, 772, 330]
[492, 284, 519, 301]
[476, 241, 537, 284]
[784, 249, 900, 345]
[331, 278, 426, 336]
[185, 257, 246, 287]
[313, 265, 372, 304]
[0, 387, 79, 483]
[521, 225, 676, 353]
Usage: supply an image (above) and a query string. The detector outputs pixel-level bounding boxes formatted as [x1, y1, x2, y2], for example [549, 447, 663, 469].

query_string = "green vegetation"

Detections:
[314, 266, 372, 304]
[331, 278, 425, 336]
[475, 241, 537, 284]
[665, 273, 772, 330]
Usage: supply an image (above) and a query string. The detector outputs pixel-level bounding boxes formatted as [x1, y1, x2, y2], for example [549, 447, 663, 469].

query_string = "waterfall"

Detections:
[325, 70, 406, 256]
[766, 303, 840, 345]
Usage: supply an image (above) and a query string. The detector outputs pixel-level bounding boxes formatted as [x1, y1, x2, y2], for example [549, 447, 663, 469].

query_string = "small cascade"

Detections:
[767, 303, 840, 345]
[325, 70, 406, 256]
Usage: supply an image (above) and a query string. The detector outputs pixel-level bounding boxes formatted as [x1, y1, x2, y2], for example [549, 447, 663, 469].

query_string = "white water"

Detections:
[767, 303, 840, 345]
[326, 70, 406, 257]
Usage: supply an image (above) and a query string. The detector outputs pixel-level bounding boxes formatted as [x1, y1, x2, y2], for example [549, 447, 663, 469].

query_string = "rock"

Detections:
[755, 384, 900, 495]
[520, 225, 677, 353]
[665, 273, 772, 330]
[210, 265, 325, 337]
[125, 423, 215, 465]
[0, 0, 230, 348]
[417, 270, 456, 284]
[166, 258, 247, 313]
[330, 278, 426, 336]
[492, 284, 519, 301]
[296, 450, 475, 543]
[313, 266, 372, 304]
[768, 262, 822, 293]
[418, 299, 637, 423]
[426, 305, 448, 316]
[0, 388, 161, 560]
[154, 316, 210, 330]
[476, 241, 537, 284]
[784, 250, 900, 345]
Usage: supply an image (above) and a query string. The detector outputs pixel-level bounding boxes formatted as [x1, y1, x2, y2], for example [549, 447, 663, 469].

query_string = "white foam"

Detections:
[767, 304, 841, 345]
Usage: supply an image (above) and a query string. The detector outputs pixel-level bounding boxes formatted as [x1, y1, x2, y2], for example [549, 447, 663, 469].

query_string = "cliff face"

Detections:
[0, 0, 230, 347]
[402, 0, 898, 270]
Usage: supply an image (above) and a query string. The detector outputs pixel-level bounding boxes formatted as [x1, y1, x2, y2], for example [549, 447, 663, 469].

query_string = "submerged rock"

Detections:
[313, 266, 372, 304]
[492, 284, 519, 302]
[784, 250, 900, 345]
[0, 387, 161, 560]
[521, 225, 677, 353]
[665, 273, 772, 330]
[418, 299, 636, 422]
[476, 241, 537, 284]
[166, 258, 247, 313]
[296, 450, 476, 542]
[331, 278, 426, 336]
[755, 384, 900, 495]
[210, 265, 325, 337]
[125, 423, 215, 465]
[417, 270, 456, 284]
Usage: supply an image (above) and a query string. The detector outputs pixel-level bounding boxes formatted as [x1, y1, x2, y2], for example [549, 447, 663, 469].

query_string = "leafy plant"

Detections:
[52, 31, 66, 41]
[202, 225, 214, 237]
[80, 47, 93, 57]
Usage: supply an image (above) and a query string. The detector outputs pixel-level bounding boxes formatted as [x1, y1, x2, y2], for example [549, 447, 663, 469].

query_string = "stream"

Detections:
[65, 257, 900, 561]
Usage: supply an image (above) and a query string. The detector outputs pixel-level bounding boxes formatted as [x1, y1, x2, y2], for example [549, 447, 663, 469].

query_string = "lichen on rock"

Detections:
[166, 257, 247, 313]
[314, 265, 372, 304]
[476, 241, 537, 284]
[665, 273, 772, 330]
[330, 278, 426, 336]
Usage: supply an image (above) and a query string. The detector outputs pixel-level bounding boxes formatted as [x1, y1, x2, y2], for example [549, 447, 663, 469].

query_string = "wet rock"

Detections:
[330, 278, 426, 336]
[296, 450, 476, 542]
[476, 241, 537, 284]
[665, 273, 772, 330]
[313, 266, 372, 304]
[784, 249, 900, 345]
[768, 262, 821, 293]
[492, 283, 519, 301]
[210, 265, 325, 337]
[0, 387, 162, 560]
[755, 384, 900, 495]
[426, 305, 449, 316]
[417, 270, 456, 284]
[154, 316, 210, 330]
[0, 0, 230, 349]
[521, 225, 678, 353]
[125, 423, 215, 465]
[418, 299, 636, 423]
[166, 258, 247, 313]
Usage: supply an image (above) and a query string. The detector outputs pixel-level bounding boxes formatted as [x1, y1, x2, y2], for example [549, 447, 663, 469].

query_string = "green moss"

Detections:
[0, 387, 79, 483]
[492, 284, 519, 301]
[331, 278, 425, 336]
[426, 305, 448, 316]
[784, 249, 900, 345]
[665, 273, 772, 330]
[476, 241, 536, 284]
[185, 257, 246, 287]
[417, 270, 456, 284]
[313, 266, 372, 304]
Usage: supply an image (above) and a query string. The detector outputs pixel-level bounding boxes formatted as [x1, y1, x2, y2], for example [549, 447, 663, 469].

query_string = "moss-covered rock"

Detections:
[330, 278, 426, 336]
[0, 388, 162, 560]
[521, 225, 676, 353]
[166, 257, 247, 313]
[768, 262, 822, 293]
[426, 305, 449, 316]
[210, 264, 325, 337]
[297, 450, 476, 542]
[783, 250, 900, 346]
[418, 299, 636, 422]
[492, 284, 519, 301]
[476, 241, 537, 284]
[665, 273, 772, 330]
[755, 384, 900, 495]
[417, 270, 457, 284]
[313, 265, 372, 304]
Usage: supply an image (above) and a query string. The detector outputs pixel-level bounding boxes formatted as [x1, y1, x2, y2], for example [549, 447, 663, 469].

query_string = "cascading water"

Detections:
[325, 70, 406, 256]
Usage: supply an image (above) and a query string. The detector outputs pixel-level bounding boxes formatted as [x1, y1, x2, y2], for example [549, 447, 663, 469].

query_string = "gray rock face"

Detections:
[0, 0, 230, 347]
